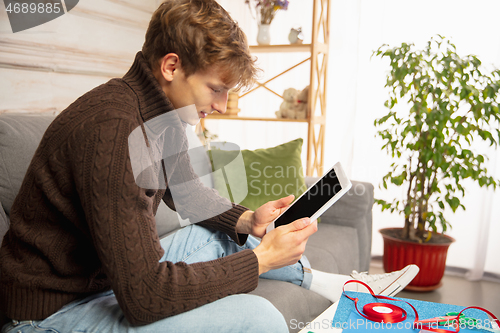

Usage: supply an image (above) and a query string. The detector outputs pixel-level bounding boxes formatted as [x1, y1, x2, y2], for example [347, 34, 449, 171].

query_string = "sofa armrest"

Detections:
[305, 177, 374, 272]
[0, 201, 9, 248]
[0, 200, 10, 327]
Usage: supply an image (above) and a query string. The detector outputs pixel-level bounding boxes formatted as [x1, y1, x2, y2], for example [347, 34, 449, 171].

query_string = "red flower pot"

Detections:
[380, 228, 455, 291]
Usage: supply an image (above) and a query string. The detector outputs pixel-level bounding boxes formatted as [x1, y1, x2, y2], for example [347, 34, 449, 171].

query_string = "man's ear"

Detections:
[158, 53, 180, 82]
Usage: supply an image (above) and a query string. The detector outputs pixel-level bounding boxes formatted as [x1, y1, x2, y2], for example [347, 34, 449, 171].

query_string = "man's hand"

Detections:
[253, 217, 318, 275]
[236, 195, 295, 238]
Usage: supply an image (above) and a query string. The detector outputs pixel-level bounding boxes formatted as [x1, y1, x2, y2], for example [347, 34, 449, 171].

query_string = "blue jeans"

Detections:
[2, 225, 312, 333]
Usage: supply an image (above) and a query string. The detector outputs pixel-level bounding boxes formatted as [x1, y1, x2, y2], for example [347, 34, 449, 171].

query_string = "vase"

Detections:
[257, 23, 271, 45]
[380, 228, 455, 291]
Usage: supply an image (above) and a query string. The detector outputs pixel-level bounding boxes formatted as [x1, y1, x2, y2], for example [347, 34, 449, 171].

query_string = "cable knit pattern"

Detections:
[0, 52, 258, 325]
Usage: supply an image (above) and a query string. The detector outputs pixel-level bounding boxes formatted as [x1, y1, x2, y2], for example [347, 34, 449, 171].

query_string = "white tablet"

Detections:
[266, 162, 352, 233]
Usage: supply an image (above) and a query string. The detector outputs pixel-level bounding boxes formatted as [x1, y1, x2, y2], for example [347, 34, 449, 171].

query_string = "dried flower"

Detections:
[246, 0, 289, 24]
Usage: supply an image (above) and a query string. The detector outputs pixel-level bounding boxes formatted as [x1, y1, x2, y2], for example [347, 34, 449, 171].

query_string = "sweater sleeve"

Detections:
[77, 119, 259, 325]
[155, 123, 250, 245]
[160, 137, 250, 245]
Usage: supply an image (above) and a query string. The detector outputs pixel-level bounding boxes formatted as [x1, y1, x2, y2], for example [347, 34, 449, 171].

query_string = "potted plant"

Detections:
[373, 36, 500, 291]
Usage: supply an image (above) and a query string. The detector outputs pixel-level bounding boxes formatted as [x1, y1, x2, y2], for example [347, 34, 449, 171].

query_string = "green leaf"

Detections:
[391, 172, 407, 186]
[447, 197, 461, 212]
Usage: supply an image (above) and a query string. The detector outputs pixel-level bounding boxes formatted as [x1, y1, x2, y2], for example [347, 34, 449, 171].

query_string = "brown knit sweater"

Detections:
[0, 52, 259, 325]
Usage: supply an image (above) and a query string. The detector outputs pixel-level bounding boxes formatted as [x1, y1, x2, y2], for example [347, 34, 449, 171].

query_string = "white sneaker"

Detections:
[350, 264, 419, 296]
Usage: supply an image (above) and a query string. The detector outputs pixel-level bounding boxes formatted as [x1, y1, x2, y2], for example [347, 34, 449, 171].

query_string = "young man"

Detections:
[0, 1, 418, 332]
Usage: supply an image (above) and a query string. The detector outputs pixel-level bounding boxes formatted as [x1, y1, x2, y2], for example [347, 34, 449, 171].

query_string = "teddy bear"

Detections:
[295, 85, 309, 119]
[275, 86, 309, 119]
[275, 87, 299, 119]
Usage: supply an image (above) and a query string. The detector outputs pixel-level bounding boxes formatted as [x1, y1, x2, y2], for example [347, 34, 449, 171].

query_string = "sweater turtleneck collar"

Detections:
[122, 51, 176, 123]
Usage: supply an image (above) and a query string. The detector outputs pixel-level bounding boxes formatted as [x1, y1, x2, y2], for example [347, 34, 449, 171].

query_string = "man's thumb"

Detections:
[289, 217, 312, 231]
[275, 194, 294, 208]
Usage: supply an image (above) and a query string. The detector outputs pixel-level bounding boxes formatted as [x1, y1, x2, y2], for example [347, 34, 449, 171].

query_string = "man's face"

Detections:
[166, 66, 231, 125]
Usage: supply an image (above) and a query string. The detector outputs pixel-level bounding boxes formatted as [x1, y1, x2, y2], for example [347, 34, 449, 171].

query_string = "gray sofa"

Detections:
[0, 113, 374, 332]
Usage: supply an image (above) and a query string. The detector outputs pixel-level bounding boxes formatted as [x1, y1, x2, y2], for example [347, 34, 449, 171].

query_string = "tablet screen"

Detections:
[274, 168, 342, 228]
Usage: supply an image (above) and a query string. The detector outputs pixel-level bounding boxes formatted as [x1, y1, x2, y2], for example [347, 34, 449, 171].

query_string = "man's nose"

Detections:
[213, 92, 228, 114]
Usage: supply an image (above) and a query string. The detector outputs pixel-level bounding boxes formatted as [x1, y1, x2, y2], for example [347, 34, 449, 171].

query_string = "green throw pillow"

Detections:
[209, 138, 307, 211]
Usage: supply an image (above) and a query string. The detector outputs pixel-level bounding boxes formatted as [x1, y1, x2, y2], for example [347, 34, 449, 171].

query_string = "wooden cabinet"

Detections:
[201, 0, 330, 177]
